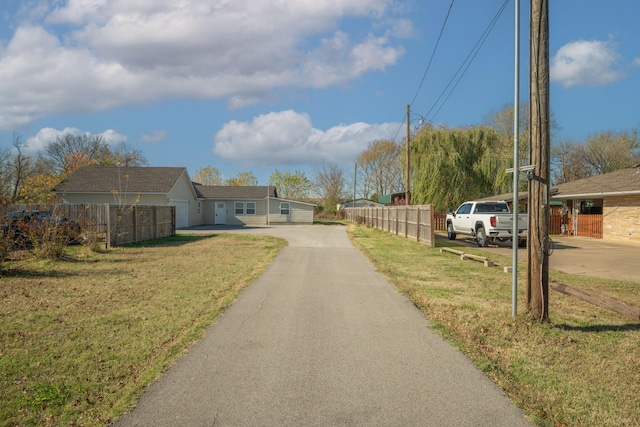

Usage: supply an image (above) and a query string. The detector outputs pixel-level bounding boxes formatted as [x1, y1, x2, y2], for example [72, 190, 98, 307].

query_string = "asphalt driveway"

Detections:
[115, 225, 532, 426]
[441, 233, 640, 283]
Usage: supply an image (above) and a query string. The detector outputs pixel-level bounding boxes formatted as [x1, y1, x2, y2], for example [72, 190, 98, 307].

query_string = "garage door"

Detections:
[170, 201, 188, 228]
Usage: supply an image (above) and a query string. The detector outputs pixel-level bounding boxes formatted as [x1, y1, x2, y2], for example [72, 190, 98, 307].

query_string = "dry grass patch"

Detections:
[0, 233, 285, 427]
[348, 224, 640, 427]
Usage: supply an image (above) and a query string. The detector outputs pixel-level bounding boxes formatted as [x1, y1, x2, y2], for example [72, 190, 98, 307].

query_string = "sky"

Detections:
[0, 0, 638, 185]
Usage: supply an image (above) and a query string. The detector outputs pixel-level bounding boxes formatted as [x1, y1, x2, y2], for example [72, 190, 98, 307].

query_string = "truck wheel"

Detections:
[476, 227, 488, 247]
[447, 223, 456, 240]
[518, 239, 526, 248]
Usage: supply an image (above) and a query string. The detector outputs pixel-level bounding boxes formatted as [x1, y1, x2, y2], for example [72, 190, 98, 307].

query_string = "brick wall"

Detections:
[603, 195, 640, 242]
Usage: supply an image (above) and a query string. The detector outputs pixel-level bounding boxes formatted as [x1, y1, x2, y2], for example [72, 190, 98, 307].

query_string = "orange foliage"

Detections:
[19, 174, 60, 204]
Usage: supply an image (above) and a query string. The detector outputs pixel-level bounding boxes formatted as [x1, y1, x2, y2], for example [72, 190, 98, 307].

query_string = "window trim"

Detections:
[234, 202, 244, 215]
[246, 202, 256, 215]
[280, 202, 290, 215]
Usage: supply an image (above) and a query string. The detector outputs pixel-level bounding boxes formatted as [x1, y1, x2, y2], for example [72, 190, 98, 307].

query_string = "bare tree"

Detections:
[7, 135, 35, 202]
[356, 139, 402, 200]
[40, 133, 110, 175]
[582, 130, 639, 175]
[313, 163, 345, 212]
[551, 130, 639, 184]
[103, 142, 148, 167]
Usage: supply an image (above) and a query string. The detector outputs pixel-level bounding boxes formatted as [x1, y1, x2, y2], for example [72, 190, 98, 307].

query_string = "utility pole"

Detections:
[405, 104, 411, 205]
[527, 0, 550, 321]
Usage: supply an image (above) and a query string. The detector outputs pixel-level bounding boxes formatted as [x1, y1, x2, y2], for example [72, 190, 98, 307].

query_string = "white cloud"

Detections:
[0, 0, 405, 130]
[213, 110, 399, 167]
[140, 130, 168, 144]
[551, 39, 623, 87]
[634, 57, 640, 67]
[25, 127, 127, 154]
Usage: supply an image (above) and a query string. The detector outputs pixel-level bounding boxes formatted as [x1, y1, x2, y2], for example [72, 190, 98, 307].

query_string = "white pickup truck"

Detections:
[446, 200, 528, 247]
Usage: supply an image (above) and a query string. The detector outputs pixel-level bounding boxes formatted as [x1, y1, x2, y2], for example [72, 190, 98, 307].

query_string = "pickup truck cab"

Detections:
[446, 200, 527, 247]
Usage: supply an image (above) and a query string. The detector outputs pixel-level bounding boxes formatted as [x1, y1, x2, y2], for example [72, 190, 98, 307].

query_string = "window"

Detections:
[235, 202, 244, 215]
[456, 203, 472, 215]
[197, 202, 201, 215]
[246, 202, 256, 215]
[280, 202, 290, 215]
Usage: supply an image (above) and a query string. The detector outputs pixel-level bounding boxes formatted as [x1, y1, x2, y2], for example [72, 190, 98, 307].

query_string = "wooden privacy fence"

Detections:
[344, 205, 436, 247]
[6, 203, 175, 247]
[549, 212, 603, 238]
[106, 205, 175, 247]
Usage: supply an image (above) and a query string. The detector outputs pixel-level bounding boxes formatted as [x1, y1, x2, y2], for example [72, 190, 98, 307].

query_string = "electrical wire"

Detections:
[390, 0, 456, 143]
[408, 0, 456, 108]
[423, 0, 510, 122]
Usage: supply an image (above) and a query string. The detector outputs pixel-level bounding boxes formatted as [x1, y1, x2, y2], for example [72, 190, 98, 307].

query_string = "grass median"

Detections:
[347, 223, 640, 427]
[0, 233, 285, 427]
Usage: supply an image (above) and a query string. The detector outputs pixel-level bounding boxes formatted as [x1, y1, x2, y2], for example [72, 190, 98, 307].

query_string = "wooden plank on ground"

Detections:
[551, 281, 640, 322]
[440, 247, 494, 267]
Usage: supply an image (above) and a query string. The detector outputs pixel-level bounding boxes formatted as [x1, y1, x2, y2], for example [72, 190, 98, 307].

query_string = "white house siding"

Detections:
[227, 199, 267, 226]
[267, 198, 314, 224]
[167, 172, 203, 227]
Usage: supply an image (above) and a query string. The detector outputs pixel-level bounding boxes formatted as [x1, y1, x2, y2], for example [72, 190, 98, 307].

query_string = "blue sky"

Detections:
[1, 0, 638, 185]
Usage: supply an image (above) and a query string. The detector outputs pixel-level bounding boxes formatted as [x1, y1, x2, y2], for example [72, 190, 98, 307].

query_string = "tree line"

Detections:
[2, 104, 637, 211]
[0, 133, 147, 204]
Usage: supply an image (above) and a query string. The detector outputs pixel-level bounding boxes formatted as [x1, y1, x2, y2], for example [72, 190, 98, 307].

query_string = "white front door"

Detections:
[215, 202, 226, 225]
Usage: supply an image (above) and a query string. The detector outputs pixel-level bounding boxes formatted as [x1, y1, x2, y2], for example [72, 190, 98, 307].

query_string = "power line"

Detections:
[391, 0, 456, 143]
[423, 0, 510, 122]
[409, 0, 456, 108]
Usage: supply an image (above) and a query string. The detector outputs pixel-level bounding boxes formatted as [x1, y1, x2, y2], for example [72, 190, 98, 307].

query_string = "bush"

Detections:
[0, 227, 14, 271]
[19, 210, 80, 259]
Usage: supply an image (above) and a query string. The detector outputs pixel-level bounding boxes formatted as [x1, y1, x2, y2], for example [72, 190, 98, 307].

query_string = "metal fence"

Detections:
[344, 205, 436, 247]
[5, 203, 175, 247]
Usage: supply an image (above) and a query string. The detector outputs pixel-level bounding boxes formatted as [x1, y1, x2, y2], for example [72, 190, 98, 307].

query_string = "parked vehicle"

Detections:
[446, 200, 527, 247]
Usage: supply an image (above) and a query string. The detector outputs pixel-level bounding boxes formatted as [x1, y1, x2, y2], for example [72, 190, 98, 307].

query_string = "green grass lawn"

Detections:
[1, 225, 639, 426]
[347, 224, 640, 427]
[0, 234, 285, 427]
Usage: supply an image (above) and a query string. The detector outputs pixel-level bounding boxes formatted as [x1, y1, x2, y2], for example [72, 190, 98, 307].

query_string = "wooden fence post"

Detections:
[132, 205, 138, 243]
[416, 206, 421, 242]
[105, 203, 111, 250]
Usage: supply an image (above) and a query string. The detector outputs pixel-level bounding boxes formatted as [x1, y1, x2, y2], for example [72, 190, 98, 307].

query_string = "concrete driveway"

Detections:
[115, 225, 532, 426]
[441, 233, 640, 284]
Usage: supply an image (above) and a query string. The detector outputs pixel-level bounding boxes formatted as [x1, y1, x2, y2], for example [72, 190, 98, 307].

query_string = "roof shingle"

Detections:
[51, 165, 188, 194]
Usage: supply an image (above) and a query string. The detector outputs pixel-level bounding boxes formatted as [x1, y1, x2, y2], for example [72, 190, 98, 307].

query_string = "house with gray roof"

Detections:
[52, 166, 315, 227]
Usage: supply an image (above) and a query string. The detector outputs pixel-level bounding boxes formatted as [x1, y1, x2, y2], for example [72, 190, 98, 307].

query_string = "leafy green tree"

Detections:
[410, 126, 506, 210]
[268, 169, 312, 200]
[226, 171, 258, 186]
[193, 165, 224, 186]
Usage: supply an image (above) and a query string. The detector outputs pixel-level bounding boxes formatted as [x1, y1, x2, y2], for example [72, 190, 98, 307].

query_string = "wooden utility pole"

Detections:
[527, 0, 550, 321]
[405, 104, 411, 205]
